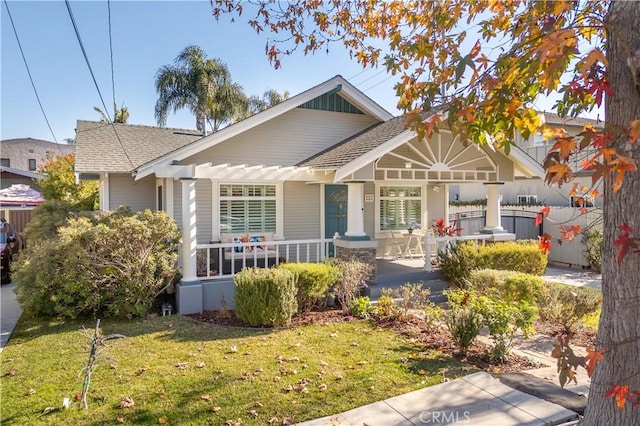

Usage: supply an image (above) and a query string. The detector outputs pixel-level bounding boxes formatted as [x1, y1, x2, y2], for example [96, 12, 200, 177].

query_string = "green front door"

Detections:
[325, 185, 348, 255]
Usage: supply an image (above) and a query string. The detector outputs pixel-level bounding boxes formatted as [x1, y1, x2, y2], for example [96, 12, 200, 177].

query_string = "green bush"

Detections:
[537, 282, 602, 333]
[476, 296, 537, 362]
[582, 228, 602, 272]
[445, 290, 483, 355]
[439, 241, 548, 286]
[380, 283, 432, 320]
[14, 208, 180, 319]
[466, 269, 546, 305]
[376, 294, 398, 317]
[278, 262, 337, 311]
[234, 268, 297, 327]
[21, 200, 85, 243]
[348, 296, 374, 319]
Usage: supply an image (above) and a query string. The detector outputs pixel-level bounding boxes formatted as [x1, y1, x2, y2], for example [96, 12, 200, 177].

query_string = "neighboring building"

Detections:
[0, 138, 75, 190]
[450, 112, 603, 207]
[75, 75, 544, 314]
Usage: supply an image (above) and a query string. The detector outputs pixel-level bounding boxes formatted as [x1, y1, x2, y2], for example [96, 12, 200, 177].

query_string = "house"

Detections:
[450, 112, 603, 207]
[0, 138, 75, 190]
[75, 75, 544, 314]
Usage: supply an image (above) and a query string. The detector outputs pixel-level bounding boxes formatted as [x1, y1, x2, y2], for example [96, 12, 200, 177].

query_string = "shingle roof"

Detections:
[543, 112, 602, 128]
[75, 121, 202, 173]
[298, 116, 409, 169]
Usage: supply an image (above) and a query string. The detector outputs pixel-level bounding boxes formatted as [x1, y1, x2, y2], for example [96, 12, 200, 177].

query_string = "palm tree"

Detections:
[94, 103, 130, 124]
[154, 45, 247, 133]
[242, 89, 290, 119]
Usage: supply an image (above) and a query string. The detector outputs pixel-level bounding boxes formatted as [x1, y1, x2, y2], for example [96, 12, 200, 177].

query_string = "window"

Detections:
[533, 132, 545, 146]
[219, 184, 277, 233]
[571, 195, 594, 208]
[379, 186, 421, 230]
[517, 195, 538, 204]
[28, 159, 36, 171]
[0, 158, 9, 167]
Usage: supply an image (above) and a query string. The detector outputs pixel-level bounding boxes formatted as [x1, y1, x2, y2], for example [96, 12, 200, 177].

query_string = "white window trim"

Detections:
[374, 182, 425, 236]
[517, 194, 538, 204]
[211, 181, 283, 241]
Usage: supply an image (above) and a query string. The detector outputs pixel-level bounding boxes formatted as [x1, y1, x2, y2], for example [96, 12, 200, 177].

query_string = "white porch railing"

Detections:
[196, 238, 335, 279]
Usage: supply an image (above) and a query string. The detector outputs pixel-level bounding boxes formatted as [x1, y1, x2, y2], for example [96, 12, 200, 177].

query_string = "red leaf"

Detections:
[612, 224, 639, 265]
[534, 206, 551, 226]
[605, 385, 630, 410]
[538, 233, 552, 254]
[584, 348, 604, 378]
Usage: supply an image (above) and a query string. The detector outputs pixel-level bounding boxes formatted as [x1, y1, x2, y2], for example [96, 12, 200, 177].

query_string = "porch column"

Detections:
[181, 178, 199, 282]
[177, 178, 202, 315]
[481, 182, 506, 234]
[344, 182, 367, 238]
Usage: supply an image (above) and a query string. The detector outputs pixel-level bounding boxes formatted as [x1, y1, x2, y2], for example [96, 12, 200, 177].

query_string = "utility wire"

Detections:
[108, 0, 116, 110]
[65, 0, 134, 168]
[4, 1, 59, 144]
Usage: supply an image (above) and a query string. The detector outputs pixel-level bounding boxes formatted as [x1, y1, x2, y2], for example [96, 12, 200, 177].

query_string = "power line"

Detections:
[65, 0, 134, 169]
[107, 0, 116, 109]
[4, 1, 59, 144]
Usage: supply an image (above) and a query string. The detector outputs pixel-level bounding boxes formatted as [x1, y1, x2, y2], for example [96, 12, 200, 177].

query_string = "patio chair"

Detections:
[383, 230, 405, 259]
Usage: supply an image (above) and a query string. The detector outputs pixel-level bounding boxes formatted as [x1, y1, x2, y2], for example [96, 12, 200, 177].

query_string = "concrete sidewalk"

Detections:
[0, 281, 22, 352]
[299, 372, 578, 426]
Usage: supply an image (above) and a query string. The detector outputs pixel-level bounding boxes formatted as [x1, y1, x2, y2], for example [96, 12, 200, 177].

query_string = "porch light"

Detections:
[405, 161, 412, 169]
[433, 185, 440, 192]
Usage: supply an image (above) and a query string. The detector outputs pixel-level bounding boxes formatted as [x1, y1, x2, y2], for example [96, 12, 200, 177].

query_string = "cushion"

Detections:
[249, 235, 266, 250]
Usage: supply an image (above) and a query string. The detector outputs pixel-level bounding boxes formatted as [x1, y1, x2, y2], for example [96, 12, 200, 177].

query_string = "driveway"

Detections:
[1, 281, 22, 351]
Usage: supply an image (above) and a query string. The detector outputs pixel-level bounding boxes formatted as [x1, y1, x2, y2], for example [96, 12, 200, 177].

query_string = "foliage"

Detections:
[278, 262, 337, 312]
[437, 241, 476, 286]
[1, 315, 474, 426]
[329, 259, 372, 313]
[476, 296, 538, 362]
[94, 102, 129, 124]
[432, 218, 463, 237]
[376, 294, 398, 318]
[13, 208, 180, 319]
[538, 282, 603, 333]
[37, 153, 98, 210]
[466, 269, 547, 305]
[241, 89, 290, 119]
[380, 283, 432, 320]
[444, 290, 483, 356]
[582, 228, 603, 271]
[233, 267, 297, 327]
[348, 296, 375, 319]
[21, 200, 85, 242]
[155, 45, 248, 131]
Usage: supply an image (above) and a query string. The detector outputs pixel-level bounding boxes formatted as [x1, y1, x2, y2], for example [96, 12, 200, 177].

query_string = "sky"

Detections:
[1, 1, 601, 144]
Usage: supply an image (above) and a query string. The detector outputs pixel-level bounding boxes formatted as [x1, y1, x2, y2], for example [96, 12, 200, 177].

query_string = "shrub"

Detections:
[477, 296, 537, 362]
[348, 296, 374, 319]
[582, 228, 602, 272]
[376, 294, 398, 317]
[537, 283, 602, 333]
[278, 262, 336, 311]
[21, 200, 85, 243]
[439, 241, 548, 286]
[233, 268, 297, 327]
[445, 290, 483, 355]
[14, 208, 180, 319]
[380, 283, 432, 320]
[330, 259, 371, 312]
[466, 269, 546, 305]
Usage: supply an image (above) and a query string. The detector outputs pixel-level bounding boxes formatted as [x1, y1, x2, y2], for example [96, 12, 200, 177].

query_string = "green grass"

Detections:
[1, 315, 473, 425]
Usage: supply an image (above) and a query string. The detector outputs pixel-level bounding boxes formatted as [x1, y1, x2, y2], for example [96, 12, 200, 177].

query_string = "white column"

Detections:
[344, 182, 367, 237]
[483, 182, 505, 233]
[99, 173, 109, 211]
[181, 178, 198, 282]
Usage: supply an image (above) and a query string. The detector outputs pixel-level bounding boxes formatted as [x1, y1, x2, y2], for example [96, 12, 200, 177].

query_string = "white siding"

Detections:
[196, 179, 212, 242]
[183, 108, 379, 166]
[109, 174, 155, 212]
[173, 180, 182, 231]
[283, 181, 320, 240]
[426, 184, 446, 225]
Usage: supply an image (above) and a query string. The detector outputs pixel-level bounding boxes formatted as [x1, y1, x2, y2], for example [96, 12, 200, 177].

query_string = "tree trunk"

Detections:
[581, 1, 640, 424]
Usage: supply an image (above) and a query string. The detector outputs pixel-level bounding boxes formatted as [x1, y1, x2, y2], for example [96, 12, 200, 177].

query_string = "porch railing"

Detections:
[196, 238, 334, 280]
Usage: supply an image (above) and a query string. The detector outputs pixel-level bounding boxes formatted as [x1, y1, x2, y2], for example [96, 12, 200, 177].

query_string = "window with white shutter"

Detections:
[219, 184, 277, 233]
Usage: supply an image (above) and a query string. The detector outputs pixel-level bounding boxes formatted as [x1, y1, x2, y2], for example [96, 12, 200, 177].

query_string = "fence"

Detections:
[448, 205, 603, 268]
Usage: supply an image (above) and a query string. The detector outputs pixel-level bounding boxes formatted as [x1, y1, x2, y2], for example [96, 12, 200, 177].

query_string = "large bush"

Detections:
[328, 259, 371, 312]
[537, 282, 602, 333]
[439, 241, 548, 285]
[234, 268, 297, 327]
[278, 262, 337, 311]
[14, 208, 180, 319]
[466, 269, 546, 305]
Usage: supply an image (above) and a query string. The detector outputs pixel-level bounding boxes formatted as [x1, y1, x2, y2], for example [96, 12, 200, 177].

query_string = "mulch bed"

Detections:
[534, 319, 597, 348]
[189, 307, 542, 374]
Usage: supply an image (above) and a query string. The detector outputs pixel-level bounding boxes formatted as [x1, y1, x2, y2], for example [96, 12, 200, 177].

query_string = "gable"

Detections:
[298, 92, 364, 115]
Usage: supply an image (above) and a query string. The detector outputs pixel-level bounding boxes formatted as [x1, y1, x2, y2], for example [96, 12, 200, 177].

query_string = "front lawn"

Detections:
[1, 314, 472, 425]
